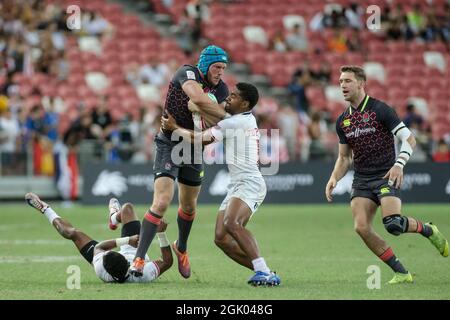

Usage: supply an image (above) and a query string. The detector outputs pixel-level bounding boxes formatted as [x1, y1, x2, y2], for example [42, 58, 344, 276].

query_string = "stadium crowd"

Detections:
[0, 0, 449, 197]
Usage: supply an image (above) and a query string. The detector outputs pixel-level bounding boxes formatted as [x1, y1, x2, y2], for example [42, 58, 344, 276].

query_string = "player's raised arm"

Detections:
[161, 112, 215, 146]
[326, 143, 352, 202]
[182, 80, 226, 122]
[93, 235, 139, 256]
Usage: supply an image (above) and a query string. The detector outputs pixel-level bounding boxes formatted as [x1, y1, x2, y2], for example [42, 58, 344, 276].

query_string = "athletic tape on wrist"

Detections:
[115, 237, 129, 247]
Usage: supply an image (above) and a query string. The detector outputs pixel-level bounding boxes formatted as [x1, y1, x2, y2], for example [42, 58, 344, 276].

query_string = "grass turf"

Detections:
[0, 203, 449, 300]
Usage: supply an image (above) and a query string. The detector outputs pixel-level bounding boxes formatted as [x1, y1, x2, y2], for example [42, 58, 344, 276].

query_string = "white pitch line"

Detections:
[0, 223, 36, 231]
[0, 256, 81, 263]
[0, 239, 67, 245]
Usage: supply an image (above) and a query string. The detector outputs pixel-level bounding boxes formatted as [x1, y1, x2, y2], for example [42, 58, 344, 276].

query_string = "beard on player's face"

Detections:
[207, 65, 224, 86]
[208, 73, 219, 85]
[343, 83, 358, 101]
[346, 89, 357, 101]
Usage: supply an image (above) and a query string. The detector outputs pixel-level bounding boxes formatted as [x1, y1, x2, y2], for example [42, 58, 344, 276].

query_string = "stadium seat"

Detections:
[243, 26, 269, 48]
[424, 51, 447, 73]
[85, 72, 110, 94]
[136, 84, 160, 102]
[363, 62, 386, 84]
[407, 42, 427, 54]
[367, 41, 386, 53]
[283, 14, 306, 30]
[427, 42, 447, 53]
[325, 86, 345, 103]
[429, 89, 448, 101]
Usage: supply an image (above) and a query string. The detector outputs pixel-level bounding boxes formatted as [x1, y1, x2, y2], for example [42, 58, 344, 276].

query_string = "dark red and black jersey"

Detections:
[336, 95, 401, 177]
[162, 64, 229, 137]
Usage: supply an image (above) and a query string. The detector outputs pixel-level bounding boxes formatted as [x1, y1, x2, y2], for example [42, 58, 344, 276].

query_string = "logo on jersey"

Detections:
[345, 127, 376, 138]
[186, 70, 196, 80]
[165, 162, 172, 170]
[363, 113, 370, 122]
[92, 170, 128, 196]
[343, 119, 351, 127]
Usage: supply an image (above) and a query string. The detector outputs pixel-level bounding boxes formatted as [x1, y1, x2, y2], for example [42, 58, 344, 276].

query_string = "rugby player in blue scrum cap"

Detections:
[130, 45, 230, 279]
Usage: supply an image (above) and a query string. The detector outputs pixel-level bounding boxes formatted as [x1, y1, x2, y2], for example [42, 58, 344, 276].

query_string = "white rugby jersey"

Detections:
[209, 112, 262, 181]
[92, 251, 159, 283]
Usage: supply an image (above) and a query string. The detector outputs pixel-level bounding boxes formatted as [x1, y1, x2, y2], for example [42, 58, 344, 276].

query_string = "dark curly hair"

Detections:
[103, 251, 130, 283]
[236, 82, 259, 109]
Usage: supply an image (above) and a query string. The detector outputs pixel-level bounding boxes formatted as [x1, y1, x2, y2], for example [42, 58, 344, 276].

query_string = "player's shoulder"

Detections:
[217, 113, 242, 128]
[245, 111, 257, 123]
[92, 250, 105, 263]
[173, 64, 201, 81]
[369, 96, 393, 111]
[233, 112, 257, 128]
[335, 110, 347, 125]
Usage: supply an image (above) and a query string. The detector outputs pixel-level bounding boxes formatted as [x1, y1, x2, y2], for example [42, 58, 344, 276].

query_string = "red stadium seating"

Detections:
[33, 0, 448, 141]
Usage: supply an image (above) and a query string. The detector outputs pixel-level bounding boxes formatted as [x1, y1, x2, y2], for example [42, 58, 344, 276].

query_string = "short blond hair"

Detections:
[340, 65, 366, 82]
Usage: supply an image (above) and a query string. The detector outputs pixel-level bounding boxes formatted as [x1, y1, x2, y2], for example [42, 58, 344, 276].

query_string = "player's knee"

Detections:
[214, 236, 225, 249]
[383, 214, 408, 236]
[122, 202, 133, 212]
[354, 223, 371, 237]
[223, 218, 242, 235]
[152, 199, 170, 214]
[121, 203, 134, 217]
[214, 234, 228, 249]
[180, 203, 196, 214]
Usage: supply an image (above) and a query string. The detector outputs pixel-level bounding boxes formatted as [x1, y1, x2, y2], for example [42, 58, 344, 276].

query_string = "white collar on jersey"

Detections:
[232, 111, 252, 116]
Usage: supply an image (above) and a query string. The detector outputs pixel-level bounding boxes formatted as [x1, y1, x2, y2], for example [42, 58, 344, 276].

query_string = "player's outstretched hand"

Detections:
[383, 165, 403, 189]
[188, 100, 200, 113]
[129, 235, 139, 248]
[157, 219, 168, 233]
[325, 177, 337, 202]
[161, 113, 177, 131]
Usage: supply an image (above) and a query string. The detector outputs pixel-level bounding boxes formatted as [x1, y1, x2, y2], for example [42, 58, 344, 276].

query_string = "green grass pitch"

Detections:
[1, 203, 449, 300]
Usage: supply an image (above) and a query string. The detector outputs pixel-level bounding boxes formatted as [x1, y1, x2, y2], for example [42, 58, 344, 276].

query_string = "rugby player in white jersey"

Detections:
[25, 193, 173, 283]
[161, 82, 280, 286]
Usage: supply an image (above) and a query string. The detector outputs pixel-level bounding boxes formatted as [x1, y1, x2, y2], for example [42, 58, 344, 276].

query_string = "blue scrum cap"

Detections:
[197, 45, 228, 76]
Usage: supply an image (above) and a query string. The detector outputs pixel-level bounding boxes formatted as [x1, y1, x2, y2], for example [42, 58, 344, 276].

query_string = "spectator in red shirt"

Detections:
[432, 139, 450, 162]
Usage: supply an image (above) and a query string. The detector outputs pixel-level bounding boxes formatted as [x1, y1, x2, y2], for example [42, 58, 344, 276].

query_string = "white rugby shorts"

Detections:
[219, 177, 266, 214]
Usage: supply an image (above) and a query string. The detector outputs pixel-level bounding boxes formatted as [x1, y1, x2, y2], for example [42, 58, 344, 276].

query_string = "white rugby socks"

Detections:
[252, 257, 270, 274]
[110, 212, 120, 226]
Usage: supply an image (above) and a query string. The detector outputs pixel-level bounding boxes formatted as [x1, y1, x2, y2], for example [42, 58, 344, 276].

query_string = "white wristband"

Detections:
[395, 158, 406, 168]
[157, 232, 170, 248]
[115, 237, 129, 247]
[394, 162, 404, 169]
